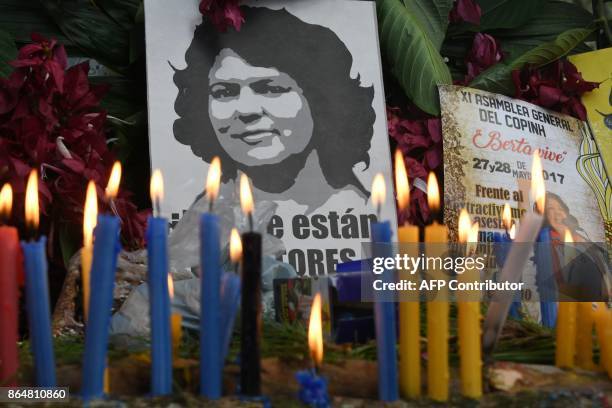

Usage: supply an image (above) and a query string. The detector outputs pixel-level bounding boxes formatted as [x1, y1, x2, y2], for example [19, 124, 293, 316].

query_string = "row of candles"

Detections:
[0, 158, 269, 400]
[1, 148, 610, 402]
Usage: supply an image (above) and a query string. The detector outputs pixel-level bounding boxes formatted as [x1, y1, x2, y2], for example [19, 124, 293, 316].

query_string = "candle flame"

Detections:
[240, 173, 254, 215]
[168, 274, 174, 299]
[530, 152, 545, 214]
[25, 169, 39, 230]
[0, 183, 12, 219]
[105, 161, 122, 199]
[308, 293, 323, 367]
[564, 229, 573, 243]
[83, 181, 98, 248]
[230, 228, 242, 264]
[458, 208, 472, 243]
[427, 172, 440, 213]
[509, 222, 516, 240]
[371, 173, 386, 208]
[502, 203, 512, 231]
[394, 150, 409, 211]
[206, 157, 221, 202]
[150, 169, 164, 204]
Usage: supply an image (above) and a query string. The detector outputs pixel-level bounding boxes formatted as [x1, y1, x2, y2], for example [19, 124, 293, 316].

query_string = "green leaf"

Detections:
[378, 0, 452, 115]
[0, 29, 17, 78]
[469, 28, 595, 95]
[40, 0, 131, 72]
[92, 0, 142, 30]
[480, 0, 547, 30]
[401, 0, 453, 50]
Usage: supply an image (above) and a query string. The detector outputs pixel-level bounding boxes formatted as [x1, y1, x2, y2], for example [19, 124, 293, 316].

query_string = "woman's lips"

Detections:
[232, 129, 279, 145]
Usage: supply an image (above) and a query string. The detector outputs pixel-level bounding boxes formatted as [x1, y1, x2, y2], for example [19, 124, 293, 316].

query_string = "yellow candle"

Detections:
[172, 313, 183, 357]
[555, 230, 577, 368]
[167, 274, 182, 359]
[395, 150, 421, 398]
[425, 172, 449, 402]
[593, 302, 612, 378]
[555, 303, 577, 368]
[575, 302, 595, 370]
[457, 210, 481, 399]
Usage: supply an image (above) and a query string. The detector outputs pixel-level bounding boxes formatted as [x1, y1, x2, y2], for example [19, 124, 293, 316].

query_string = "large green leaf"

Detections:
[469, 28, 595, 95]
[378, 0, 452, 115]
[0, 29, 17, 78]
[40, 0, 131, 72]
[92, 0, 141, 31]
[480, 0, 547, 30]
[401, 0, 453, 50]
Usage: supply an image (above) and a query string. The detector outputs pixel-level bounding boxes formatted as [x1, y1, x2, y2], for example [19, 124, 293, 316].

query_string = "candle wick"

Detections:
[248, 213, 253, 232]
[108, 198, 120, 218]
[208, 198, 214, 214]
[154, 198, 161, 218]
[376, 203, 381, 221]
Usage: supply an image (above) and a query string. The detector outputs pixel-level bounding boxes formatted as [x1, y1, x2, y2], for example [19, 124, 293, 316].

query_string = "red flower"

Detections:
[512, 59, 598, 120]
[199, 0, 245, 32]
[464, 33, 503, 83]
[387, 105, 442, 226]
[0, 33, 148, 254]
[449, 0, 482, 25]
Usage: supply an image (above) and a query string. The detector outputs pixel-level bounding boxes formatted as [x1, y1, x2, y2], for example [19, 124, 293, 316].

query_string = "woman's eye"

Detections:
[210, 85, 238, 99]
[253, 84, 292, 95]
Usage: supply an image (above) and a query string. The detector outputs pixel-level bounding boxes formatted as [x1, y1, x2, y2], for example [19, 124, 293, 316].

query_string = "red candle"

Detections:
[0, 183, 20, 386]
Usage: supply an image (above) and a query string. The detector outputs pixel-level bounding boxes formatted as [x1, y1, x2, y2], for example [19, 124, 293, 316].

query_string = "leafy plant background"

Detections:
[0, 0, 609, 283]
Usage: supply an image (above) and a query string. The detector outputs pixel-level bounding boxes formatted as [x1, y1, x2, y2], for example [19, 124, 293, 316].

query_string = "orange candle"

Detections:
[0, 184, 20, 386]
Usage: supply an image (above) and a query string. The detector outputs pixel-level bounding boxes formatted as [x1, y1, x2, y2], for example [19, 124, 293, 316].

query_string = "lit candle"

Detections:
[394, 151, 420, 399]
[0, 184, 20, 386]
[168, 275, 182, 359]
[425, 172, 449, 402]
[497, 205, 520, 318]
[82, 180, 97, 320]
[575, 302, 596, 370]
[147, 169, 172, 395]
[296, 293, 330, 407]
[593, 302, 612, 379]
[555, 230, 577, 369]
[240, 174, 263, 396]
[81, 162, 122, 400]
[200, 157, 223, 399]
[22, 170, 56, 386]
[482, 155, 546, 354]
[370, 173, 398, 402]
[220, 229, 242, 360]
[457, 210, 481, 399]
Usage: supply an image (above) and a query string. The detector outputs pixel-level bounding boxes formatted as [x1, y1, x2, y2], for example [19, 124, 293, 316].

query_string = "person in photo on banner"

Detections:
[171, 6, 382, 275]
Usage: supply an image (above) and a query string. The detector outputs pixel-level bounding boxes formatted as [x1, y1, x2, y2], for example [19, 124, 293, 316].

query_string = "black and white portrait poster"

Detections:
[144, 0, 397, 276]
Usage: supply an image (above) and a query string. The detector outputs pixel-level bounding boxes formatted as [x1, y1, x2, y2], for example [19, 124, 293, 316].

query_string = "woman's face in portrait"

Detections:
[207, 48, 314, 167]
[545, 197, 568, 232]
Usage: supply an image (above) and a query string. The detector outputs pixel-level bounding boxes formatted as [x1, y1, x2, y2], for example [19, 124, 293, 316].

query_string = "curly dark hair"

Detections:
[173, 6, 375, 194]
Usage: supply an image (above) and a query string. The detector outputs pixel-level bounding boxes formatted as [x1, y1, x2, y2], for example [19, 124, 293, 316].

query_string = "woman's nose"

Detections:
[234, 87, 264, 122]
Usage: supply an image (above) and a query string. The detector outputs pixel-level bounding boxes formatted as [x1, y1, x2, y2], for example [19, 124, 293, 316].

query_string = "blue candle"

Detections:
[535, 227, 557, 328]
[296, 369, 330, 407]
[371, 220, 399, 401]
[146, 216, 172, 395]
[22, 237, 56, 386]
[81, 214, 121, 400]
[200, 212, 222, 398]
